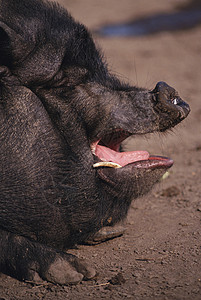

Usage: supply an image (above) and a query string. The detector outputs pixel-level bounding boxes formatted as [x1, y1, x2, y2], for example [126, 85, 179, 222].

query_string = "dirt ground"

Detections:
[0, 0, 200, 299]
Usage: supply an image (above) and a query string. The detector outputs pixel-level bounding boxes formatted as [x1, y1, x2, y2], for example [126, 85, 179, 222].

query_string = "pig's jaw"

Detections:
[91, 129, 173, 169]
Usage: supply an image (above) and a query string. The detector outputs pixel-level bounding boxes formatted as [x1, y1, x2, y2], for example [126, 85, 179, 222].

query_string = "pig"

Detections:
[0, 0, 190, 284]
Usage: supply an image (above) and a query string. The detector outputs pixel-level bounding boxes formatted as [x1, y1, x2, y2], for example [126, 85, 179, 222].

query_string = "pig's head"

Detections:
[0, 0, 190, 236]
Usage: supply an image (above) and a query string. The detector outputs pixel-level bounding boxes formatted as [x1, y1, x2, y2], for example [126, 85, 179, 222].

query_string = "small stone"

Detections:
[109, 272, 126, 285]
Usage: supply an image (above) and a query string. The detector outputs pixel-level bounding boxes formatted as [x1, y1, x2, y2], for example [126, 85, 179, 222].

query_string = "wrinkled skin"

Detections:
[0, 0, 190, 284]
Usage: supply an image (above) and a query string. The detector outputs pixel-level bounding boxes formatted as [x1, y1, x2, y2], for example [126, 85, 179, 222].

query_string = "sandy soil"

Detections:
[0, 0, 200, 299]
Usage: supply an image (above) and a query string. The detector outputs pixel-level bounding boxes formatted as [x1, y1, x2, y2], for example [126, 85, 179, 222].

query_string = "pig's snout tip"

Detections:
[152, 81, 190, 119]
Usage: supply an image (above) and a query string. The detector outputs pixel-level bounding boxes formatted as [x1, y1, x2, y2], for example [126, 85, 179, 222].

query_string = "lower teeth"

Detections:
[93, 162, 122, 168]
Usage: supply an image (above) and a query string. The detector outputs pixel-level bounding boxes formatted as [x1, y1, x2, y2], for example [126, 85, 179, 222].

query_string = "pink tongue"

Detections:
[95, 145, 149, 167]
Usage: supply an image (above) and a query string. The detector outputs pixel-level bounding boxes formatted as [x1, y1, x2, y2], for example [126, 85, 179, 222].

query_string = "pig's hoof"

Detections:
[84, 225, 126, 245]
[43, 254, 96, 284]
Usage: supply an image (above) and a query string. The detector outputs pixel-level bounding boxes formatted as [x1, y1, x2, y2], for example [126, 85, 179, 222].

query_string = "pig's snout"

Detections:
[151, 81, 190, 120]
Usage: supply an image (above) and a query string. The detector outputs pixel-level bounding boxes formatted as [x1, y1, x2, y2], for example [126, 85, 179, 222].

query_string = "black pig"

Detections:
[0, 0, 190, 284]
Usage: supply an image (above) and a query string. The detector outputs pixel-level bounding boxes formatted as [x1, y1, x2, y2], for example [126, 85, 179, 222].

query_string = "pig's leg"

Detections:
[0, 229, 95, 284]
[84, 224, 126, 245]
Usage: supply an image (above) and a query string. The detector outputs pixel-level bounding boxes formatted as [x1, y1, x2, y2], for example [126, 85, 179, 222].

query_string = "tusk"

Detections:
[93, 162, 122, 169]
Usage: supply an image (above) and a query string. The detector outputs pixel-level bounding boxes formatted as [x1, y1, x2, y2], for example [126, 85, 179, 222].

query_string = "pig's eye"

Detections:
[45, 70, 66, 88]
[63, 67, 89, 83]
[47, 67, 89, 88]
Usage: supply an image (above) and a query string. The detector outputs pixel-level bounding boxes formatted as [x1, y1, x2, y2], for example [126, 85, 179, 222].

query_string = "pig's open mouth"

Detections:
[91, 129, 173, 169]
